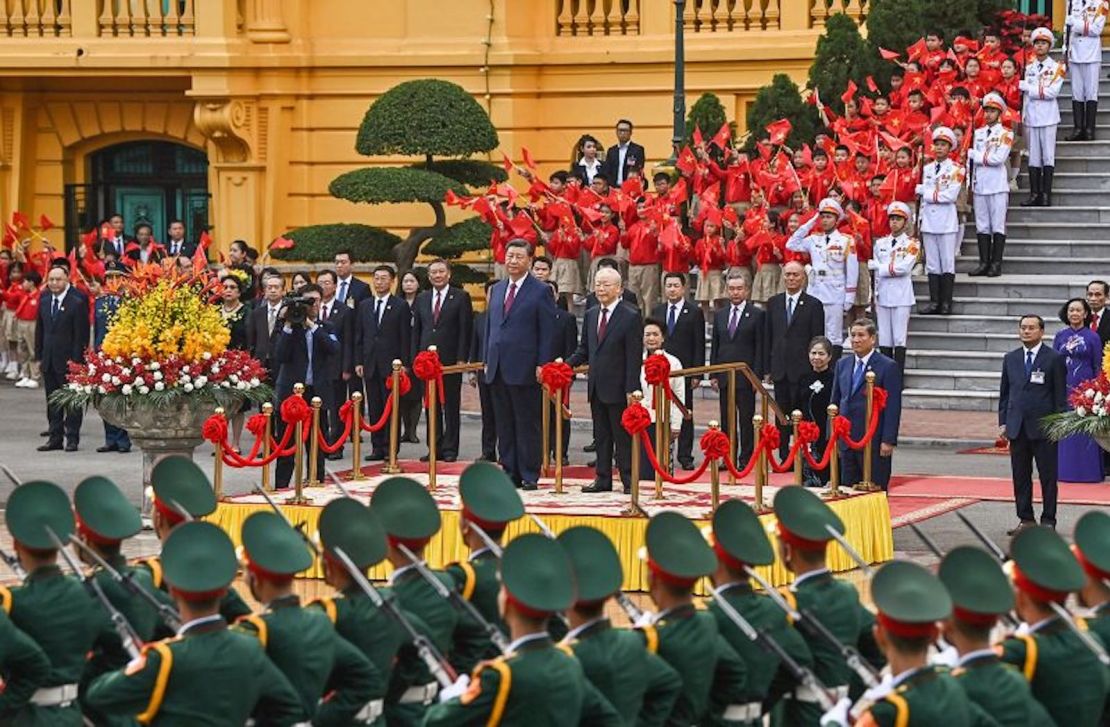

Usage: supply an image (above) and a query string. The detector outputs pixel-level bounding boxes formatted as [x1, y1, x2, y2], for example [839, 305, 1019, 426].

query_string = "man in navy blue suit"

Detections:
[484, 239, 556, 490]
[35, 264, 89, 452]
[998, 314, 1067, 534]
[830, 318, 903, 490]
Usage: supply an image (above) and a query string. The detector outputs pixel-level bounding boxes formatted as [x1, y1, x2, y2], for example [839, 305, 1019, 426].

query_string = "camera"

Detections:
[283, 294, 313, 326]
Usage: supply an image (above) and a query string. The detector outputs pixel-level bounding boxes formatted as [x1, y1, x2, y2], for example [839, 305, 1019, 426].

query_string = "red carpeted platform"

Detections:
[888, 474, 1110, 506]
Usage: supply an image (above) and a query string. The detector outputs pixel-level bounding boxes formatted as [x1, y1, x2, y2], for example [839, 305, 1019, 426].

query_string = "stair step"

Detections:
[960, 238, 1110, 259]
[1005, 205, 1110, 223]
[955, 255, 1105, 275]
[1040, 173, 1110, 191]
[945, 295, 1068, 317]
[902, 388, 998, 411]
[905, 369, 1000, 392]
[1054, 144, 1110, 158]
[1041, 157, 1110, 172]
[979, 220, 1110, 240]
[1007, 189, 1110, 204]
[912, 275, 1086, 300]
[905, 350, 1003, 372]
[907, 330, 1028, 353]
[908, 313, 1064, 335]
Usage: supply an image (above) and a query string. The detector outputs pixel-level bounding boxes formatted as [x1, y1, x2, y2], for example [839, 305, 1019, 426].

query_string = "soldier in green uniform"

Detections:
[772, 486, 882, 726]
[444, 462, 523, 673]
[997, 525, 1110, 727]
[134, 456, 250, 627]
[1074, 511, 1110, 646]
[423, 533, 622, 725]
[5, 480, 115, 725]
[825, 561, 974, 727]
[557, 524, 681, 725]
[235, 510, 381, 725]
[707, 499, 815, 724]
[0, 590, 52, 718]
[85, 521, 307, 725]
[937, 546, 1052, 727]
[640, 510, 749, 725]
[371, 476, 459, 725]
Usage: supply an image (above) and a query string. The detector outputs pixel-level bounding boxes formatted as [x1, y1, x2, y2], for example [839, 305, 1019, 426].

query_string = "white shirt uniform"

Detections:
[785, 216, 858, 307]
[871, 233, 918, 308]
[1067, 0, 1108, 65]
[915, 158, 963, 234]
[1020, 56, 1064, 127]
[968, 123, 1014, 196]
[639, 350, 686, 430]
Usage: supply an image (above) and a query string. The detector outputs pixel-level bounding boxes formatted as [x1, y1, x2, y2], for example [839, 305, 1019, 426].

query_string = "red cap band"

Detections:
[1073, 545, 1110, 581]
[1012, 563, 1070, 604]
[75, 513, 122, 547]
[387, 534, 431, 551]
[505, 591, 553, 619]
[776, 522, 829, 552]
[461, 507, 507, 535]
[152, 496, 186, 526]
[647, 557, 699, 589]
[877, 611, 939, 639]
[243, 554, 295, 583]
[169, 586, 229, 603]
[712, 537, 746, 572]
[952, 606, 999, 627]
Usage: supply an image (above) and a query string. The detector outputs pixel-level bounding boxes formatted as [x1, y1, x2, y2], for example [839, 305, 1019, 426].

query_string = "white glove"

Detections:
[914, 184, 925, 196]
[804, 264, 814, 277]
[967, 149, 981, 165]
[819, 697, 852, 726]
[438, 674, 470, 703]
[1014, 621, 1031, 637]
[634, 611, 657, 628]
[843, 299, 854, 312]
[1065, 15, 1074, 27]
[866, 258, 879, 271]
[931, 644, 960, 668]
[1018, 80, 1030, 93]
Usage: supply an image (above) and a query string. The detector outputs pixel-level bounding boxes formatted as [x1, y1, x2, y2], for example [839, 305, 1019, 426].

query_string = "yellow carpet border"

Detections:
[210, 491, 893, 592]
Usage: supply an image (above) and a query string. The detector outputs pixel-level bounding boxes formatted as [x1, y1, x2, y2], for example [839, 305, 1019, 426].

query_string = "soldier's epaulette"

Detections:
[308, 596, 337, 624]
[951, 666, 967, 677]
[555, 642, 574, 657]
[448, 560, 477, 601]
[130, 637, 181, 724]
[779, 587, 799, 624]
[463, 657, 511, 718]
[0, 584, 10, 615]
[135, 557, 163, 589]
[234, 614, 269, 648]
[635, 623, 660, 654]
[882, 691, 911, 725]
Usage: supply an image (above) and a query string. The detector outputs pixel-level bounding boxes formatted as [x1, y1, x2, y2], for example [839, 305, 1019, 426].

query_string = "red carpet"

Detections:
[888, 496, 976, 528]
[888, 474, 1110, 506]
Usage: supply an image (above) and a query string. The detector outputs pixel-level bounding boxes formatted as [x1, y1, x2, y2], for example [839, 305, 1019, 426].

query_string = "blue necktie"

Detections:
[51, 297, 59, 319]
[1025, 350, 1034, 378]
[852, 358, 865, 392]
[667, 304, 677, 335]
[338, 280, 348, 302]
[305, 329, 314, 386]
[787, 297, 795, 325]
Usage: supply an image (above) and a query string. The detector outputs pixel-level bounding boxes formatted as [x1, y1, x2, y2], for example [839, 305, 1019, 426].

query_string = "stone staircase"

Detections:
[904, 48, 1110, 411]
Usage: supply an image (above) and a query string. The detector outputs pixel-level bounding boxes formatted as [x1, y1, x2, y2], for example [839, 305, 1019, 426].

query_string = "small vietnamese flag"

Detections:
[840, 80, 858, 105]
[692, 125, 704, 147]
[80, 227, 98, 251]
[905, 38, 927, 61]
[270, 235, 295, 251]
[2, 225, 15, 247]
[765, 118, 792, 146]
[199, 229, 213, 250]
[879, 47, 900, 61]
[39, 214, 54, 232]
[521, 147, 537, 171]
[710, 122, 732, 150]
[500, 152, 514, 173]
[11, 211, 29, 230]
[100, 222, 113, 240]
[865, 75, 879, 94]
[675, 146, 697, 176]
[192, 241, 208, 274]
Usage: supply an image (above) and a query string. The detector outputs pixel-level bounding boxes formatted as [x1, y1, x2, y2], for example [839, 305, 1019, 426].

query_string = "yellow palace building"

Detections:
[0, 0, 1067, 255]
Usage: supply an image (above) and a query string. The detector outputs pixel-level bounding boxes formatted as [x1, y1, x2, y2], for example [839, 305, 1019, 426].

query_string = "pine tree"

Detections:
[744, 74, 820, 151]
[866, 0, 925, 87]
[808, 13, 875, 115]
[920, 0, 978, 42]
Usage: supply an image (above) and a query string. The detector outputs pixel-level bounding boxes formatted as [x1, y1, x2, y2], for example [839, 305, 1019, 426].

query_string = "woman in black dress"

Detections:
[399, 270, 424, 445]
[798, 336, 834, 487]
[219, 273, 251, 450]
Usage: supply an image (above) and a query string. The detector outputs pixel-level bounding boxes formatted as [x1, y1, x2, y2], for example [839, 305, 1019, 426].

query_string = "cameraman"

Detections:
[273, 284, 339, 488]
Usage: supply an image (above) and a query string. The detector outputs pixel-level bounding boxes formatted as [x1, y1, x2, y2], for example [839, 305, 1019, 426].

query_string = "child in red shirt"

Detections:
[693, 211, 726, 316]
[2, 261, 25, 379]
[748, 210, 786, 305]
[13, 269, 40, 387]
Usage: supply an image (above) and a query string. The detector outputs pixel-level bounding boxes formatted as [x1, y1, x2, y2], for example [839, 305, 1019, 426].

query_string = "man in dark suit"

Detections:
[830, 318, 904, 491]
[764, 261, 826, 461]
[998, 314, 1068, 533]
[247, 274, 286, 386]
[316, 270, 354, 460]
[272, 285, 339, 488]
[569, 267, 643, 493]
[1086, 280, 1110, 350]
[651, 272, 705, 469]
[547, 280, 579, 464]
[123, 223, 166, 267]
[333, 250, 371, 307]
[470, 280, 498, 462]
[412, 259, 473, 462]
[710, 272, 764, 468]
[163, 219, 196, 259]
[35, 265, 89, 451]
[601, 119, 646, 187]
[355, 265, 411, 460]
[484, 239, 556, 490]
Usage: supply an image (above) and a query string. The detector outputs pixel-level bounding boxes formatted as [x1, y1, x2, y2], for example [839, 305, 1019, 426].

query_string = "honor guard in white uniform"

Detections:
[1066, 0, 1108, 140]
[915, 126, 964, 316]
[786, 197, 858, 354]
[967, 93, 1015, 278]
[1020, 27, 1065, 207]
[869, 202, 917, 371]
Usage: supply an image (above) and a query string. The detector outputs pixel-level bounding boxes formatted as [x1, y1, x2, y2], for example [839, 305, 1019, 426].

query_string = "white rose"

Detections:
[237, 381, 248, 390]
[154, 382, 165, 391]
[101, 373, 112, 383]
[221, 381, 230, 388]
[249, 377, 260, 387]
[114, 356, 123, 364]
[1078, 406, 1088, 417]
[97, 385, 107, 394]
[182, 366, 190, 373]
[202, 352, 212, 360]
[69, 382, 80, 391]
[153, 371, 163, 381]
[194, 376, 207, 388]
[151, 362, 160, 370]
[211, 365, 221, 375]
[132, 357, 141, 366]
[1096, 392, 1105, 404]
[111, 376, 121, 386]
[133, 377, 144, 387]
[121, 368, 131, 377]
[180, 374, 191, 384]
[230, 375, 240, 383]
[183, 383, 194, 393]
[1086, 388, 1096, 398]
[139, 386, 150, 395]
[121, 384, 133, 396]
[88, 364, 96, 374]
[84, 385, 94, 394]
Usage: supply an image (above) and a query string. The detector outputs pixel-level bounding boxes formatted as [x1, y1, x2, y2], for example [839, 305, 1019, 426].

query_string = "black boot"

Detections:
[1067, 100, 1086, 141]
[879, 346, 893, 359]
[1021, 167, 1041, 207]
[969, 233, 991, 276]
[1087, 100, 1098, 140]
[1042, 165, 1054, 207]
[893, 346, 907, 372]
[938, 273, 955, 315]
[987, 233, 1006, 277]
[919, 274, 941, 314]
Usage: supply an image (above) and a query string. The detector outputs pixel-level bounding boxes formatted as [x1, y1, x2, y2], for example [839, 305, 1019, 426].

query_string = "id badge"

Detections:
[1030, 371, 1045, 385]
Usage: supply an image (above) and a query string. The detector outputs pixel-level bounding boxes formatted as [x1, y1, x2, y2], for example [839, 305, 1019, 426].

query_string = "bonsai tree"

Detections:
[808, 13, 875, 115]
[328, 79, 506, 275]
[745, 74, 820, 152]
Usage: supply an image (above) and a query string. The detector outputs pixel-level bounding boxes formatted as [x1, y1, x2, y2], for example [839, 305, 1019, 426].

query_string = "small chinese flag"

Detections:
[866, 76, 879, 94]
[692, 125, 704, 147]
[879, 47, 900, 61]
[11, 211, 29, 230]
[270, 236, 295, 251]
[39, 214, 54, 232]
[100, 222, 113, 240]
[199, 230, 213, 250]
[521, 147, 538, 171]
[841, 80, 858, 105]
[80, 227, 98, 251]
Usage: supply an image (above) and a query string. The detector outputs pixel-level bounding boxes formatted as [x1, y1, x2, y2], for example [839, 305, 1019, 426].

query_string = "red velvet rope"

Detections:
[316, 406, 354, 454]
[386, 369, 413, 396]
[413, 350, 445, 408]
[541, 361, 575, 406]
[358, 395, 394, 433]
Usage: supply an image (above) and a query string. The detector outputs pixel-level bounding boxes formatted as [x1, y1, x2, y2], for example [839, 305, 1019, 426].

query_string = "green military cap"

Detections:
[938, 546, 1014, 625]
[644, 511, 716, 588]
[240, 511, 313, 579]
[370, 477, 441, 546]
[710, 498, 774, 569]
[558, 526, 622, 604]
[1074, 511, 1110, 581]
[150, 455, 216, 522]
[74, 476, 142, 544]
[459, 462, 525, 530]
[872, 560, 951, 638]
[1010, 525, 1085, 602]
[500, 533, 574, 615]
[318, 497, 386, 570]
[7, 481, 74, 550]
[772, 486, 845, 551]
[161, 521, 238, 597]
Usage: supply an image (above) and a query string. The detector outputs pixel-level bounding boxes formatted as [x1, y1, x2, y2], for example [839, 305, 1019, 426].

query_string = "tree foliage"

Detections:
[685, 93, 732, 147]
[355, 79, 498, 158]
[808, 13, 875, 115]
[409, 159, 508, 188]
[920, 0, 979, 43]
[272, 223, 401, 263]
[745, 74, 820, 151]
[422, 217, 493, 259]
[866, 0, 926, 87]
[329, 167, 467, 205]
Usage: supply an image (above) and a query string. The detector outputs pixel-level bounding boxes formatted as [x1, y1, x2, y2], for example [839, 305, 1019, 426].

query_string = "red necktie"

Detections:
[598, 307, 609, 340]
[433, 291, 442, 325]
[504, 282, 517, 315]
[1092, 312, 1100, 332]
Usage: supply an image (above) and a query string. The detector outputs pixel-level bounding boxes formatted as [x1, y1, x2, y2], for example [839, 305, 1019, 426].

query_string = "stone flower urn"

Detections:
[1095, 433, 1110, 454]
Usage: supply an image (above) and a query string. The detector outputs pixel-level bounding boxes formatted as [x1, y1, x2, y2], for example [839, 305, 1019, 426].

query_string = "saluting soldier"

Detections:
[444, 462, 524, 673]
[135, 456, 251, 628]
[915, 126, 963, 315]
[823, 561, 976, 726]
[786, 198, 858, 356]
[641, 511, 750, 725]
[869, 202, 918, 370]
[371, 477, 459, 725]
[997, 526, 1110, 726]
[557, 525, 681, 725]
[424, 533, 621, 725]
[1020, 28, 1065, 207]
[1074, 510, 1110, 648]
[707, 499, 815, 724]
[85, 521, 307, 724]
[967, 93, 1015, 278]
[235, 511, 381, 725]
[938, 546, 1054, 726]
[771, 487, 883, 726]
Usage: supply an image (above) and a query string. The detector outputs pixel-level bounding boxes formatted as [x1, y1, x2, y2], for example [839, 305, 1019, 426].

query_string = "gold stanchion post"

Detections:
[854, 371, 880, 492]
[821, 404, 841, 499]
[213, 407, 225, 500]
[727, 369, 737, 486]
[287, 383, 309, 504]
[791, 410, 803, 486]
[554, 386, 565, 495]
[261, 402, 273, 492]
[622, 391, 647, 517]
[427, 347, 439, 491]
[705, 420, 721, 517]
[654, 381, 666, 499]
[350, 392, 366, 481]
[307, 396, 323, 486]
[753, 413, 766, 511]
[382, 360, 403, 474]
[541, 387, 551, 476]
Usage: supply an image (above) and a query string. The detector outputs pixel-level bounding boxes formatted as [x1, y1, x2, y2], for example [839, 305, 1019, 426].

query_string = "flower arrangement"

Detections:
[50, 266, 272, 414]
[1043, 342, 1110, 444]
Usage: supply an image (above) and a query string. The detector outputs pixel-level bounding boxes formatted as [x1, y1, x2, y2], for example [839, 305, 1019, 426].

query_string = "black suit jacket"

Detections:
[318, 298, 354, 379]
[999, 345, 1067, 441]
[1094, 310, 1110, 351]
[552, 308, 579, 360]
[336, 276, 371, 306]
[273, 323, 340, 399]
[569, 302, 643, 405]
[764, 292, 825, 382]
[246, 302, 284, 371]
[651, 300, 705, 369]
[35, 288, 89, 374]
[164, 238, 197, 260]
[601, 141, 646, 186]
[470, 311, 488, 363]
[356, 295, 411, 379]
[412, 286, 473, 365]
[710, 302, 764, 377]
